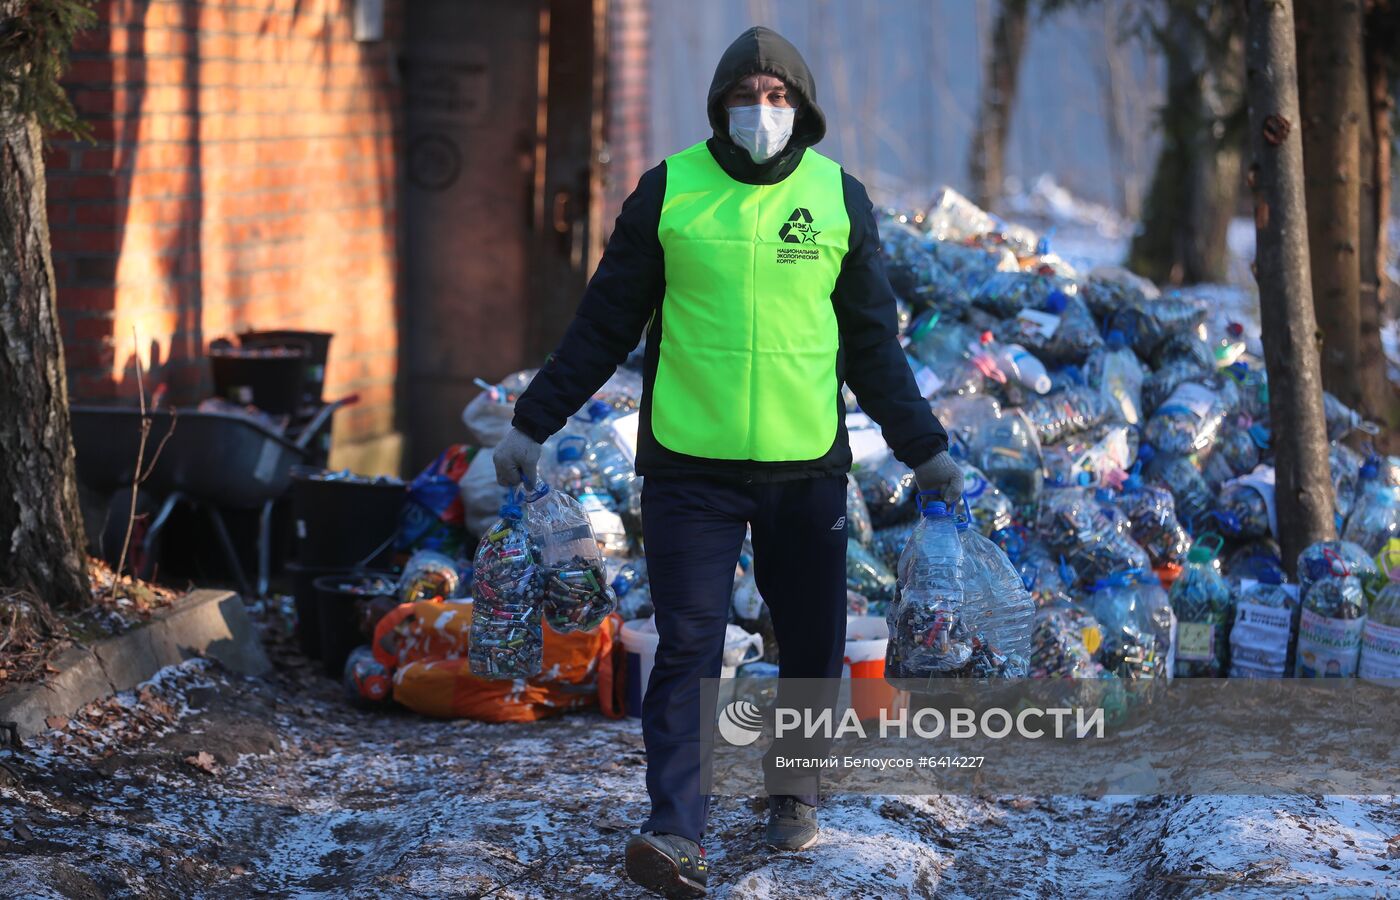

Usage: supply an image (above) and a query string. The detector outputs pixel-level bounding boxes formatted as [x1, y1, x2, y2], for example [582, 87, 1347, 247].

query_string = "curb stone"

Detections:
[0, 589, 268, 740]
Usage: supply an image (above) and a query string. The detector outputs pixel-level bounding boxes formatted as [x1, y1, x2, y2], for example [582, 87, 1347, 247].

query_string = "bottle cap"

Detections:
[980, 330, 995, 345]
[923, 500, 948, 518]
[1106, 330, 1126, 350]
[1045, 290, 1069, 314]
[586, 399, 613, 422]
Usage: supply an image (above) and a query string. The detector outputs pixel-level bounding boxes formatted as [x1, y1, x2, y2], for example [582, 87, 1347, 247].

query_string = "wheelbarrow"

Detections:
[70, 397, 356, 598]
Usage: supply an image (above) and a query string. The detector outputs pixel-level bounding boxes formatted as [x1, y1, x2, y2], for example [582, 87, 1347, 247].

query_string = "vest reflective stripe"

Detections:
[652, 142, 850, 462]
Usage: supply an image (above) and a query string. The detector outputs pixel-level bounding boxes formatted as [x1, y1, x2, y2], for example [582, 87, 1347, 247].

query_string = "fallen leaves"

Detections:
[45, 715, 68, 730]
[184, 752, 219, 775]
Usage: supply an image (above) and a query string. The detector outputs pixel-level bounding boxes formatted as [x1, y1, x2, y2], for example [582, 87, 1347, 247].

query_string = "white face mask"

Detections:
[726, 104, 796, 163]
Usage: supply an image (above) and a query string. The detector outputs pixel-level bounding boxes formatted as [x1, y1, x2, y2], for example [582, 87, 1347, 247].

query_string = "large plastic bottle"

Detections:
[1359, 550, 1400, 681]
[854, 451, 918, 527]
[979, 332, 1052, 394]
[1104, 468, 1191, 567]
[587, 419, 641, 519]
[539, 434, 607, 496]
[1294, 540, 1375, 677]
[1169, 536, 1233, 677]
[1342, 457, 1400, 555]
[959, 520, 1035, 676]
[1021, 378, 1112, 446]
[1228, 575, 1298, 678]
[1212, 481, 1272, 542]
[846, 473, 875, 546]
[1141, 444, 1213, 532]
[1037, 486, 1152, 588]
[1143, 380, 1230, 456]
[1083, 569, 1175, 683]
[887, 496, 967, 679]
[1087, 330, 1146, 424]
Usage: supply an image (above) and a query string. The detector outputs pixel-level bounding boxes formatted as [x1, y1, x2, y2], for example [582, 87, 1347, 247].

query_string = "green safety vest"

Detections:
[652, 141, 851, 462]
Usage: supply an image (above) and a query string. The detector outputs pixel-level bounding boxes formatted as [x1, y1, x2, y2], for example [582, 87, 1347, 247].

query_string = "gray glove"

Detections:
[913, 450, 964, 509]
[492, 427, 543, 487]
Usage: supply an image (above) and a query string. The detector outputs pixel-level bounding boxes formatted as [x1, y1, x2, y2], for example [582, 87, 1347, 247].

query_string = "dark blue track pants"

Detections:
[639, 475, 849, 844]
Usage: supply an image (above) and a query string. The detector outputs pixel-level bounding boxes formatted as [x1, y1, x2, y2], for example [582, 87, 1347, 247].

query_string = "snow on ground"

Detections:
[2, 659, 1397, 898]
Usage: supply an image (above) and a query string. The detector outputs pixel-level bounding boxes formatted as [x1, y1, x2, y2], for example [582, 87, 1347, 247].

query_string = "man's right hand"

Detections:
[492, 428, 543, 487]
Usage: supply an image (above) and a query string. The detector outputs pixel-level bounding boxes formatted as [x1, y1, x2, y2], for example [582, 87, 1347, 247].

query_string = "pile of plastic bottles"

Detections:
[867, 186, 1397, 695]
[446, 184, 1397, 698]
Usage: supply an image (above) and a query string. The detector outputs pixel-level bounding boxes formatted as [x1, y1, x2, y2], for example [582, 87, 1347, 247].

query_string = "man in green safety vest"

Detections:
[494, 26, 959, 898]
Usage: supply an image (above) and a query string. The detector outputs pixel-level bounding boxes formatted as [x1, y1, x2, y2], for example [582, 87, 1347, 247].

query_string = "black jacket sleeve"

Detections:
[834, 172, 949, 467]
[512, 164, 667, 443]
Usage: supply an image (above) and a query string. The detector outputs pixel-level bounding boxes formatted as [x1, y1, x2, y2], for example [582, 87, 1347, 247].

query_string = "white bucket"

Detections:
[619, 617, 764, 718]
[621, 617, 660, 718]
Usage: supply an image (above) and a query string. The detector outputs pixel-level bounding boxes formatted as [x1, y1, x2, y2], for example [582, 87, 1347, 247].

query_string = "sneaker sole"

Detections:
[625, 839, 708, 899]
[765, 829, 819, 852]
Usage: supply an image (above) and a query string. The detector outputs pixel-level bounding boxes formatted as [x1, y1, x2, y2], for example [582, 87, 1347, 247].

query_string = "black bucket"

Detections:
[238, 330, 333, 406]
[288, 562, 347, 659]
[314, 572, 397, 678]
[291, 470, 404, 569]
[209, 347, 307, 415]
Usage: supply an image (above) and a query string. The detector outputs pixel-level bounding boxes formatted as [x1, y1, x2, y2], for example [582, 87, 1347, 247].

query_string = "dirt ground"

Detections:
[1, 650, 1397, 899]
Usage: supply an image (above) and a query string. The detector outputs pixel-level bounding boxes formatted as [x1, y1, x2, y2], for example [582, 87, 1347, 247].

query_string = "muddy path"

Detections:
[1, 659, 1395, 898]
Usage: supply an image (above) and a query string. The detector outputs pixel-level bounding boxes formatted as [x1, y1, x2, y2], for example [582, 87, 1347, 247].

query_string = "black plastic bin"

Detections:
[314, 572, 396, 678]
[209, 347, 307, 416]
[287, 562, 346, 659]
[291, 470, 404, 569]
[238, 330, 333, 407]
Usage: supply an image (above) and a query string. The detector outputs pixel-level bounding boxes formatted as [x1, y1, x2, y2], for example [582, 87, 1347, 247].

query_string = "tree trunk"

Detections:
[1295, 0, 1366, 411]
[1128, 3, 1246, 285]
[0, 109, 91, 607]
[968, 0, 1030, 212]
[1245, 0, 1338, 574]
[1099, 0, 1142, 220]
[1357, 0, 1400, 440]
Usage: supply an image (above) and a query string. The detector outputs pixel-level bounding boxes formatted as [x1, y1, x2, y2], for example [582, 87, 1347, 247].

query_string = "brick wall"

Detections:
[604, 0, 650, 222]
[48, 0, 402, 466]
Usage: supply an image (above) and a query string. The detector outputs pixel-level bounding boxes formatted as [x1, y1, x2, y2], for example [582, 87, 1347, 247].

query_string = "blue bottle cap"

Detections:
[1106, 330, 1126, 350]
[1045, 290, 1069, 314]
[586, 399, 613, 422]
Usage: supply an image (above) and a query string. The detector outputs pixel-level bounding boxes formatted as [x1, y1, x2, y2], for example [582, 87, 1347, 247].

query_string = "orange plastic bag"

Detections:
[371, 599, 623, 722]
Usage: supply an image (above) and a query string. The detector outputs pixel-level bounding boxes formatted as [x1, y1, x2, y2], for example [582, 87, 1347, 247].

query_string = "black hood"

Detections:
[704, 26, 826, 184]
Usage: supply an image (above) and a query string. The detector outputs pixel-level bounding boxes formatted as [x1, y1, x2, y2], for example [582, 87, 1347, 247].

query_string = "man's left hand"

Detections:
[913, 451, 964, 508]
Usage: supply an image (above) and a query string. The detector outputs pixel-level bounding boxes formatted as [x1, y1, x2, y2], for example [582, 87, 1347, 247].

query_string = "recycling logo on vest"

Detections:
[779, 207, 820, 243]
[776, 207, 821, 265]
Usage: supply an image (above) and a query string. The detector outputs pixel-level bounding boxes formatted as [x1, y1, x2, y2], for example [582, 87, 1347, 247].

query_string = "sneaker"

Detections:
[765, 796, 819, 851]
[624, 832, 709, 898]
